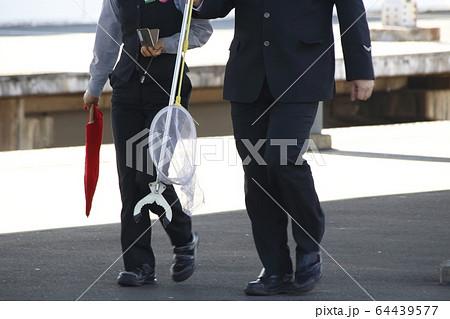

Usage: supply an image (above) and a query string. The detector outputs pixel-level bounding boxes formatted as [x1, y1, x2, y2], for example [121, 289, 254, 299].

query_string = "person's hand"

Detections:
[83, 91, 99, 109]
[141, 39, 164, 58]
[350, 79, 374, 101]
[193, 0, 203, 8]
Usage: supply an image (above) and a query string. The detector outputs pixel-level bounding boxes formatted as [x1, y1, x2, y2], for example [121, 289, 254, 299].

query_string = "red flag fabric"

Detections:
[84, 104, 103, 217]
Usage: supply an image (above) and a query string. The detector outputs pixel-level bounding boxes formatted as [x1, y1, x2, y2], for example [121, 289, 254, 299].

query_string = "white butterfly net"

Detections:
[148, 104, 204, 215]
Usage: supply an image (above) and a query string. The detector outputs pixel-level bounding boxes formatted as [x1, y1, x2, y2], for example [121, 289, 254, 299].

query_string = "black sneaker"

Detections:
[244, 269, 294, 296]
[170, 232, 199, 282]
[290, 252, 322, 295]
[291, 272, 322, 295]
[117, 264, 156, 287]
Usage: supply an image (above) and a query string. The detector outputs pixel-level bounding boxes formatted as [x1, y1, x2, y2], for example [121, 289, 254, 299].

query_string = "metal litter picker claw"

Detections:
[132, 0, 202, 226]
[133, 183, 172, 227]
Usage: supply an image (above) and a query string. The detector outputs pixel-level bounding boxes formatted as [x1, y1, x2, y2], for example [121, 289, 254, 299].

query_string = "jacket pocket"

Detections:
[298, 34, 329, 45]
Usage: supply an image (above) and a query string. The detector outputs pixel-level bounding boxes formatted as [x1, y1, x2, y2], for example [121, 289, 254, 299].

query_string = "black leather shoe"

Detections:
[291, 252, 322, 295]
[244, 269, 294, 296]
[117, 264, 156, 287]
[170, 232, 199, 282]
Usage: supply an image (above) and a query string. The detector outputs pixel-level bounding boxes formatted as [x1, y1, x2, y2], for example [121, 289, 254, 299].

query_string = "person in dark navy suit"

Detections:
[193, 0, 374, 295]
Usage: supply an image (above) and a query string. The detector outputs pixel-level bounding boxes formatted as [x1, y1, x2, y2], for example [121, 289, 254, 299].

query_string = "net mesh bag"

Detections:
[149, 104, 204, 215]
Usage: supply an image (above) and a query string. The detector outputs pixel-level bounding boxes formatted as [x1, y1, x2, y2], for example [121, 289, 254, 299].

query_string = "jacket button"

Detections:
[264, 12, 270, 18]
[264, 41, 270, 47]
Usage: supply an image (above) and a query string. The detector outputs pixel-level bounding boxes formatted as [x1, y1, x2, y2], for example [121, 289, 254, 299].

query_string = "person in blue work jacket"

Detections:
[84, 0, 212, 287]
[193, 0, 375, 296]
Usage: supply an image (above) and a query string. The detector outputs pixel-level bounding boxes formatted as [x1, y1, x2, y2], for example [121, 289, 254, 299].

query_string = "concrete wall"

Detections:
[1, 0, 450, 26]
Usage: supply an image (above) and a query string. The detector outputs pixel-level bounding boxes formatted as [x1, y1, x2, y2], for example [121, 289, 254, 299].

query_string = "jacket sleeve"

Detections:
[161, 18, 213, 54]
[87, 0, 123, 98]
[194, 0, 235, 19]
[334, 0, 375, 81]
[161, 0, 214, 54]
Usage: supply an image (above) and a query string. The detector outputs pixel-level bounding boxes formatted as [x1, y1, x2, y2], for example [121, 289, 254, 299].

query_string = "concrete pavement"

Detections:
[0, 190, 449, 301]
[0, 121, 449, 301]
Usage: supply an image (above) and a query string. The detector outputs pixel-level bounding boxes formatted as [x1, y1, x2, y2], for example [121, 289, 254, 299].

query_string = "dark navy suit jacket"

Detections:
[197, 0, 375, 103]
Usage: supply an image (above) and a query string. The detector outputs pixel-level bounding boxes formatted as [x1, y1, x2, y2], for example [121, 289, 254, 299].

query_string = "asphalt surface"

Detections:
[0, 190, 448, 301]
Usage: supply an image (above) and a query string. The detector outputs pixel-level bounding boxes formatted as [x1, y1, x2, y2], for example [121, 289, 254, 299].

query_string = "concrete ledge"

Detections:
[0, 73, 91, 97]
[440, 260, 450, 285]
[334, 51, 450, 80]
[0, 66, 225, 98]
[370, 51, 450, 78]
[371, 27, 440, 42]
[309, 133, 332, 151]
[2, 50, 450, 98]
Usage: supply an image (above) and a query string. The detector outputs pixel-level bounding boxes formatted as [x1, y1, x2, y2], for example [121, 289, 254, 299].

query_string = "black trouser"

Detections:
[111, 74, 192, 271]
[231, 79, 325, 276]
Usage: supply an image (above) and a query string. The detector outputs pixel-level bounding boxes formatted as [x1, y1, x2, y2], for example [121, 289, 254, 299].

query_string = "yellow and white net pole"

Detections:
[169, 0, 195, 107]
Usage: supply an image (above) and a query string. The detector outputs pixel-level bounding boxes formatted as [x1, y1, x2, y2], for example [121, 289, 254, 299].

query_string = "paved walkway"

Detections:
[0, 121, 449, 302]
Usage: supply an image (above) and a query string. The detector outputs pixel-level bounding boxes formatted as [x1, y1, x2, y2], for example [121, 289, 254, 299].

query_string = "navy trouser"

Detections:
[231, 79, 325, 276]
[111, 74, 192, 271]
